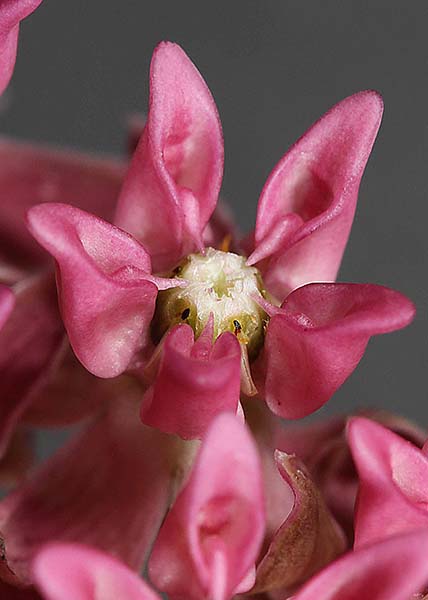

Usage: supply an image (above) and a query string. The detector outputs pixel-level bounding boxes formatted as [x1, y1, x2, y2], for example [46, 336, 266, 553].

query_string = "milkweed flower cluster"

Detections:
[0, 2, 426, 599]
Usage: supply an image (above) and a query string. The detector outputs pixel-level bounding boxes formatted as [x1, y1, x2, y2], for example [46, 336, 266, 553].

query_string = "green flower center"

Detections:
[152, 248, 268, 359]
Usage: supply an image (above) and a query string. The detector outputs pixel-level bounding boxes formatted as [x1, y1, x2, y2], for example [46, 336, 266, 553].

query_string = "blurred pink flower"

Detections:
[31, 525, 428, 600]
[348, 417, 428, 548]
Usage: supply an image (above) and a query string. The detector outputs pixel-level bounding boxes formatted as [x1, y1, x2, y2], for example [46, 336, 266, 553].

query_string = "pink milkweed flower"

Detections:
[31, 530, 428, 600]
[277, 410, 427, 541]
[27, 42, 415, 440]
[348, 416, 428, 548]
[0, 0, 43, 95]
[148, 413, 265, 600]
[292, 530, 428, 600]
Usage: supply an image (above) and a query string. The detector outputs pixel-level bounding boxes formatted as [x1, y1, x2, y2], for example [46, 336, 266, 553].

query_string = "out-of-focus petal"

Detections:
[255, 283, 415, 419]
[293, 530, 428, 600]
[149, 413, 265, 600]
[253, 451, 345, 594]
[115, 41, 224, 271]
[348, 417, 428, 548]
[0, 392, 175, 586]
[0, 0, 44, 95]
[141, 323, 241, 439]
[0, 283, 14, 328]
[27, 203, 163, 378]
[0, 579, 40, 599]
[0, 273, 63, 459]
[248, 91, 383, 301]
[0, 139, 124, 278]
[22, 343, 129, 427]
[0, 428, 33, 488]
[33, 544, 161, 600]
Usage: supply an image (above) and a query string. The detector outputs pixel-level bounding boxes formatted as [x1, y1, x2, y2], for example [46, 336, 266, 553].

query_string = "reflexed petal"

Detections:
[348, 417, 428, 548]
[293, 531, 428, 600]
[27, 203, 160, 378]
[0, 0, 44, 95]
[115, 41, 224, 271]
[141, 323, 241, 439]
[256, 283, 415, 418]
[248, 91, 383, 301]
[149, 413, 265, 600]
[0, 139, 124, 277]
[0, 273, 63, 459]
[253, 451, 345, 594]
[0, 393, 175, 585]
[33, 544, 161, 600]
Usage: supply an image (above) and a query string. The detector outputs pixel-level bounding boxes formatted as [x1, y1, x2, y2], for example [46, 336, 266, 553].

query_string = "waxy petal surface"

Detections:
[294, 530, 428, 600]
[0, 139, 124, 279]
[348, 417, 428, 548]
[248, 91, 383, 301]
[27, 203, 159, 378]
[34, 544, 160, 600]
[256, 283, 415, 418]
[0, 394, 174, 585]
[115, 42, 224, 271]
[149, 413, 265, 600]
[253, 451, 345, 594]
[141, 323, 241, 439]
[0, 0, 43, 95]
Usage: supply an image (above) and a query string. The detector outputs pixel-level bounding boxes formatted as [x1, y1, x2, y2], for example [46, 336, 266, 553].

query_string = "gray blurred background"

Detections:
[6, 1, 427, 423]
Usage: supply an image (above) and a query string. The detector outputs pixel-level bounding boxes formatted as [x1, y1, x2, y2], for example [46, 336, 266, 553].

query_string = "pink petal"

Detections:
[141, 323, 241, 439]
[348, 417, 428, 548]
[0, 273, 63, 459]
[27, 203, 160, 378]
[149, 413, 265, 600]
[115, 42, 224, 271]
[0, 0, 43, 95]
[33, 544, 160, 600]
[0, 394, 174, 586]
[248, 91, 383, 301]
[253, 451, 345, 594]
[294, 530, 428, 600]
[255, 283, 415, 418]
[0, 283, 14, 329]
[0, 139, 124, 279]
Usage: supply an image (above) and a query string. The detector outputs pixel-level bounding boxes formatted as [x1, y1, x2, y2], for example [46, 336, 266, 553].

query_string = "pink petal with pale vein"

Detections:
[348, 417, 428, 548]
[27, 203, 160, 378]
[255, 283, 415, 418]
[294, 530, 428, 600]
[0, 395, 173, 585]
[149, 413, 265, 600]
[0, 0, 43, 95]
[115, 41, 224, 271]
[33, 544, 160, 600]
[0, 283, 14, 328]
[141, 323, 241, 439]
[248, 91, 383, 301]
[0, 138, 124, 279]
